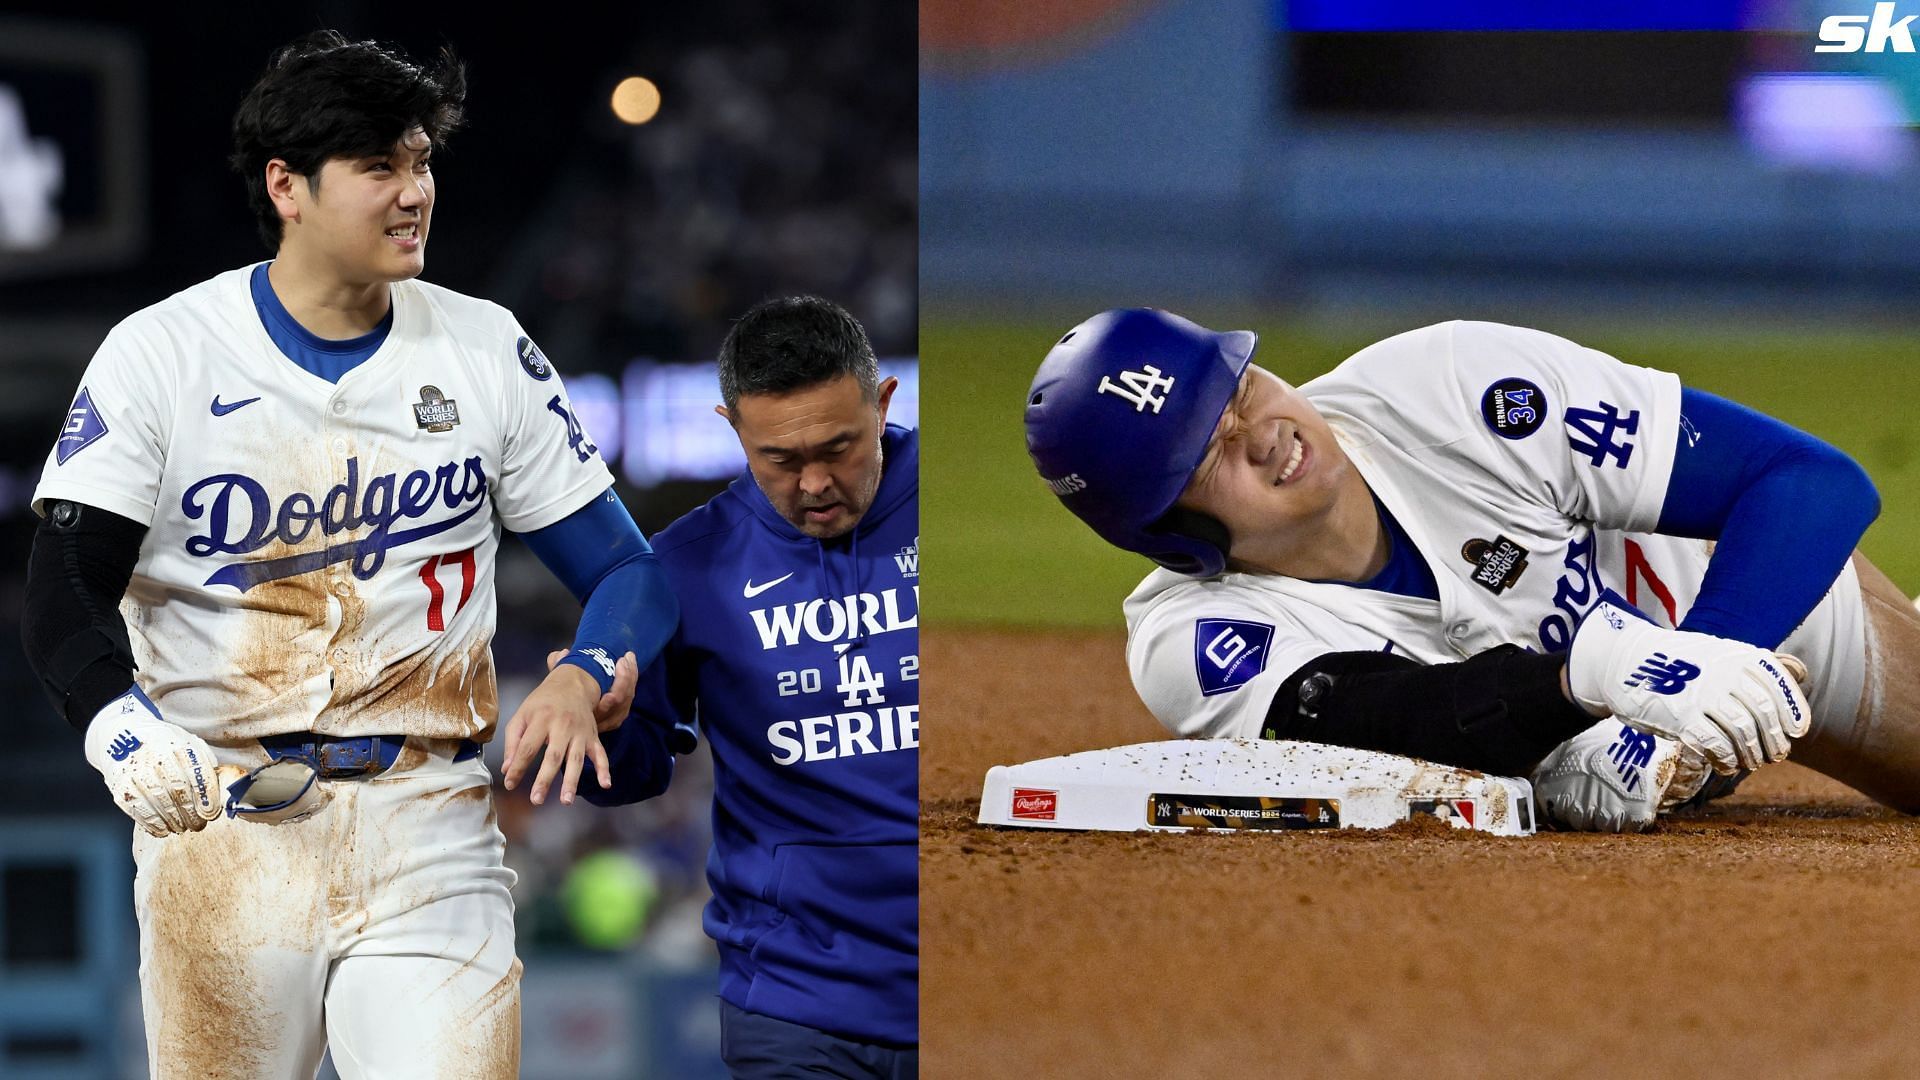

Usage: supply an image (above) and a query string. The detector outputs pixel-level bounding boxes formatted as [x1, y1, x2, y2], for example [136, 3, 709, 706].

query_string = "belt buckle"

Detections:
[311, 736, 386, 780]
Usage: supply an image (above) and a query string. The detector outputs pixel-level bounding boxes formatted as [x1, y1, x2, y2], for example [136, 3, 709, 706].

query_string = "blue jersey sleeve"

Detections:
[517, 487, 680, 693]
[1656, 387, 1879, 648]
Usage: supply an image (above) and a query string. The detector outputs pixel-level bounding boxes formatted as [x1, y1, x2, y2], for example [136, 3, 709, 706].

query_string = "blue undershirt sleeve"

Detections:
[518, 487, 680, 695]
[1656, 387, 1879, 648]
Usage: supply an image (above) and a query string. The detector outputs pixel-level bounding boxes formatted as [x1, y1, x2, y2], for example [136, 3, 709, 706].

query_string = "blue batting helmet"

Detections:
[1024, 308, 1257, 577]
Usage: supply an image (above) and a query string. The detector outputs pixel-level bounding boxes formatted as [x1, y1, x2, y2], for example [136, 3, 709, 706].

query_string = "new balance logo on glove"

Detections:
[107, 731, 141, 761]
[1626, 652, 1702, 695]
[1606, 724, 1657, 793]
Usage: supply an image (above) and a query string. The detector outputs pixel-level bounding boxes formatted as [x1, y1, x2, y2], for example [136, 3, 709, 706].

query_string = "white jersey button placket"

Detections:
[1446, 621, 1471, 654]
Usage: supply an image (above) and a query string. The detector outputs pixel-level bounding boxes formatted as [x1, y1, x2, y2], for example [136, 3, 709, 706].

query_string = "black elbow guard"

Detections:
[21, 501, 147, 731]
[1265, 645, 1599, 777]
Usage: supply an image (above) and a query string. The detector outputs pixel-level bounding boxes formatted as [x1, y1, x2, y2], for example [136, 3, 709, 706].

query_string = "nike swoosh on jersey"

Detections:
[743, 572, 796, 599]
[211, 395, 262, 416]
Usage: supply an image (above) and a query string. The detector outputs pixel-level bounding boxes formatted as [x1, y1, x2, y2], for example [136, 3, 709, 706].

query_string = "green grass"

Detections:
[924, 315, 1920, 628]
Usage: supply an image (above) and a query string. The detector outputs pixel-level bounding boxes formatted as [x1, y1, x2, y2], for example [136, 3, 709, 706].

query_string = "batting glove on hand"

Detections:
[1531, 719, 1709, 833]
[83, 687, 222, 837]
[1567, 595, 1811, 776]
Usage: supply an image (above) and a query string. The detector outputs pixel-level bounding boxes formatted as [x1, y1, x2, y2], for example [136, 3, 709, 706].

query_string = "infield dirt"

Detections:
[923, 625, 1920, 1079]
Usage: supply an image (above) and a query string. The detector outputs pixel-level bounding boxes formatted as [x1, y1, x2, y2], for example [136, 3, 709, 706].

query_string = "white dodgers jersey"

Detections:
[34, 264, 615, 741]
[1126, 321, 1866, 741]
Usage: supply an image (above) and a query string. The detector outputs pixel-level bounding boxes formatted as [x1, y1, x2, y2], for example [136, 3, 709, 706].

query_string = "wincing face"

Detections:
[1176, 364, 1366, 573]
[721, 373, 898, 539]
[274, 128, 435, 285]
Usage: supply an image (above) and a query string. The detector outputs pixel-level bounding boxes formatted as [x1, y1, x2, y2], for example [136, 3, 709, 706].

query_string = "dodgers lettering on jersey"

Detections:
[1125, 320, 1867, 743]
[183, 456, 489, 589]
[33, 263, 615, 742]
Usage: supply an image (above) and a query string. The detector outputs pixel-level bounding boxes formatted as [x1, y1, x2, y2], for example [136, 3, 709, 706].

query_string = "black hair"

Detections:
[717, 296, 879, 415]
[229, 31, 467, 251]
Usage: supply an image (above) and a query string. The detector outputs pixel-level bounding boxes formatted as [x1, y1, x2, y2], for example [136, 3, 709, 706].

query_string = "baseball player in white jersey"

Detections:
[1027, 309, 1920, 832]
[21, 34, 673, 1077]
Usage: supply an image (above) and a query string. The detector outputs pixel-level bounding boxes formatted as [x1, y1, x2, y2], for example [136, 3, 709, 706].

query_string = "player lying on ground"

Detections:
[1025, 309, 1920, 831]
[20, 33, 672, 1078]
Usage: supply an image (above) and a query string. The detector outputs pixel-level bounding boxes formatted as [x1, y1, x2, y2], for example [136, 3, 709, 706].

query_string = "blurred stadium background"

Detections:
[0, 3, 913, 1077]
[921, 0, 1920, 630]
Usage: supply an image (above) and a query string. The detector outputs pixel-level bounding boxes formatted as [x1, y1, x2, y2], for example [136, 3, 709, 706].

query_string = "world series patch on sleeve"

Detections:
[978, 739, 1536, 837]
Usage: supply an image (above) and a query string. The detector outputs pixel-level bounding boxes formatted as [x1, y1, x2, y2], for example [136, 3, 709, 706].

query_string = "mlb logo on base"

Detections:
[1010, 788, 1058, 821]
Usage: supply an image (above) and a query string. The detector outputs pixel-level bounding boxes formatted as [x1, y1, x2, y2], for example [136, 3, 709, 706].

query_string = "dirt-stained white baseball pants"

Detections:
[130, 737, 519, 1079]
[1797, 553, 1920, 812]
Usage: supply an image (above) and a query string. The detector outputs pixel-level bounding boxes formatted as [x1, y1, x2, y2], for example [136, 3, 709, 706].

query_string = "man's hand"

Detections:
[83, 688, 223, 837]
[544, 649, 638, 732]
[499, 645, 633, 799]
[502, 657, 626, 805]
[1568, 597, 1812, 775]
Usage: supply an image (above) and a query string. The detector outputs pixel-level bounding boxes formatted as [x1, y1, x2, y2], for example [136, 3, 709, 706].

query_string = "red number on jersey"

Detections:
[1623, 538, 1678, 626]
[419, 548, 477, 632]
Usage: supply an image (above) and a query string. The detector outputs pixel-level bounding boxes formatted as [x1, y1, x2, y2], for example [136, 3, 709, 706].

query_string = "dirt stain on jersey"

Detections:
[323, 632, 497, 738]
[165, 534, 336, 739]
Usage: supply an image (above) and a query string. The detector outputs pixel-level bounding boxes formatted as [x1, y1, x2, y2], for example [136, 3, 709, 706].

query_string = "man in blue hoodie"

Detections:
[586, 295, 918, 1078]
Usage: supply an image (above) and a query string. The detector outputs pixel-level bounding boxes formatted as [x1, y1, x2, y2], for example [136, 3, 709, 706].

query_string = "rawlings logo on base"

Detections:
[1011, 788, 1057, 820]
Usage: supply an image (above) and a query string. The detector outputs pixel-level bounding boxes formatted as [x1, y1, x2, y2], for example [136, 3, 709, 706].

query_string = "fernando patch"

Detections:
[56, 387, 108, 465]
[1194, 618, 1274, 697]
[517, 336, 554, 381]
[1480, 378, 1546, 440]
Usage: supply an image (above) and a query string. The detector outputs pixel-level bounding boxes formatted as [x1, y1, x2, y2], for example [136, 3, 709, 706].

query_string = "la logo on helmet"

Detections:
[1096, 365, 1176, 413]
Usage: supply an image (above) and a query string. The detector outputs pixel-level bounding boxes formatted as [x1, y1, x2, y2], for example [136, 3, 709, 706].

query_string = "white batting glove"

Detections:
[1568, 596, 1811, 776]
[82, 687, 222, 837]
[1532, 720, 1710, 833]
